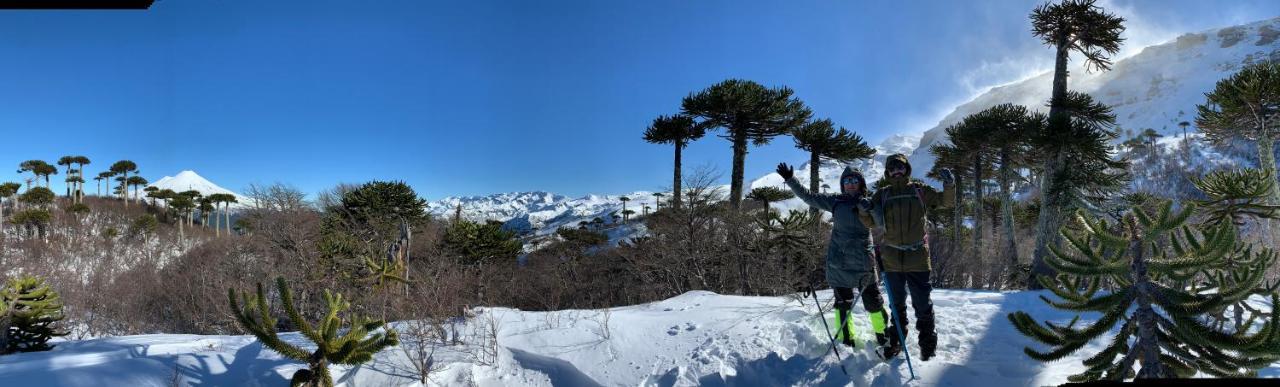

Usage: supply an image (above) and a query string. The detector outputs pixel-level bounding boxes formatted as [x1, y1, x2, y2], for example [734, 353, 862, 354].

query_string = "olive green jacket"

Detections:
[866, 176, 954, 272]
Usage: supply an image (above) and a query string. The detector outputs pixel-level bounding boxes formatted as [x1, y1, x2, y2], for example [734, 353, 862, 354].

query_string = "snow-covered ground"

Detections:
[2, 289, 1275, 386]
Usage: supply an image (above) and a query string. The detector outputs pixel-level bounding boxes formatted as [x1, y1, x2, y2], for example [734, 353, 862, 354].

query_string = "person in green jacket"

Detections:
[777, 162, 891, 352]
[866, 153, 954, 361]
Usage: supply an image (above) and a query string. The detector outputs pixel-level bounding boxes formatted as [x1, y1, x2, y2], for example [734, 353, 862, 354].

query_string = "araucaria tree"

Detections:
[109, 160, 137, 207]
[965, 104, 1040, 265]
[1196, 61, 1280, 203]
[619, 196, 631, 222]
[791, 118, 874, 216]
[208, 193, 239, 236]
[229, 277, 398, 387]
[946, 113, 995, 257]
[0, 275, 67, 355]
[1027, 0, 1125, 289]
[1008, 201, 1280, 380]
[18, 160, 57, 189]
[0, 182, 20, 233]
[643, 114, 706, 209]
[929, 142, 970, 253]
[1029, 92, 1130, 287]
[169, 194, 194, 238]
[319, 180, 428, 283]
[57, 156, 75, 197]
[682, 79, 811, 209]
[94, 171, 112, 197]
[71, 156, 89, 203]
[126, 176, 148, 205]
[746, 186, 794, 217]
[13, 187, 55, 238]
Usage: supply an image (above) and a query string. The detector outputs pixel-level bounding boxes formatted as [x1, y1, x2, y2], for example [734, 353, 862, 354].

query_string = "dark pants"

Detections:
[833, 278, 888, 344]
[833, 281, 885, 315]
[883, 271, 936, 351]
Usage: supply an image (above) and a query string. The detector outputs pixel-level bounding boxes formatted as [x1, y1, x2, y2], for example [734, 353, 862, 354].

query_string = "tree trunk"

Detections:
[973, 153, 984, 259]
[1259, 136, 1280, 204]
[121, 174, 128, 208]
[953, 174, 964, 257]
[225, 203, 232, 235]
[1029, 40, 1073, 290]
[809, 151, 820, 218]
[999, 149, 1018, 266]
[1129, 219, 1168, 378]
[214, 205, 221, 237]
[730, 134, 748, 210]
[673, 140, 683, 209]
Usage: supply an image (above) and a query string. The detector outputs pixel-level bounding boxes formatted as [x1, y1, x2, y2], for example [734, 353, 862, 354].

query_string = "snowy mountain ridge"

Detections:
[909, 16, 1280, 181]
[425, 134, 920, 247]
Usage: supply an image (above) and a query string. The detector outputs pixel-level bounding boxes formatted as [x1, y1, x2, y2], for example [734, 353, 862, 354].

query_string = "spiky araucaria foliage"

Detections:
[0, 275, 67, 355]
[644, 114, 707, 209]
[791, 117, 874, 216]
[1196, 61, 1280, 204]
[682, 79, 812, 209]
[1008, 201, 1280, 381]
[746, 186, 795, 216]
[229, 277, 399, 387]
[1193, 168, 1280, 227]
[755, 209, 820, 291]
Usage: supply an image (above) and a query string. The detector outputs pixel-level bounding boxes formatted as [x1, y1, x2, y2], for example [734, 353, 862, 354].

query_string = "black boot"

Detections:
[881, 329, 902, 360]
[919, 332, 937, 361]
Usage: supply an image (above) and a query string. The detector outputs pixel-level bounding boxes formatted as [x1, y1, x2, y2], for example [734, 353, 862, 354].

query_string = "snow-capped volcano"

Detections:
[147, 170, 251, 208]
[910, 16, 1280, 181]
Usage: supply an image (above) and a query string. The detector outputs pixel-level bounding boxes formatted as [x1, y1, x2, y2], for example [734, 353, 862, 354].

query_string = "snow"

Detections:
[147, 170, 253, 209]
[427, 189, 664, 250]
[910, 16, 1280, 185]
[2, 289, 1275, 386]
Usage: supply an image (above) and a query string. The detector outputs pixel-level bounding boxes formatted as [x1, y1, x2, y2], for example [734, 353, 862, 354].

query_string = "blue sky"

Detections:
[0, 0, 1273, 200]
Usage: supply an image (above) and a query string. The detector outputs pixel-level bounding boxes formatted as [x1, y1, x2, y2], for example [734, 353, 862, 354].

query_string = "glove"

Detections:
[939, 168, 954, 185]
[857, 197, 873, 211]
[776, 163, 794, 180]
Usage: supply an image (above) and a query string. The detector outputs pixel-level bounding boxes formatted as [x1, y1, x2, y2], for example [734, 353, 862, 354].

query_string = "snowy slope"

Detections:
[910, 16, 1280, 182]
[147, 170, 252, 209]
[1, 289, 1275, 386]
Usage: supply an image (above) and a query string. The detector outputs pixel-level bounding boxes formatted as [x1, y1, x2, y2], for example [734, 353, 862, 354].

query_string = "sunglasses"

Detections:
[841, 178, 860, 185]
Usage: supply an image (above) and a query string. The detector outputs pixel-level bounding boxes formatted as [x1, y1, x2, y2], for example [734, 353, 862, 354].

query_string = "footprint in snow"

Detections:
[667, 326, 680, 336]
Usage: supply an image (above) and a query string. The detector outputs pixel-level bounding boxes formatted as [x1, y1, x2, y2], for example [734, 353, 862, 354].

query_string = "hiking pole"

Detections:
[877, 247, 918, 380]
[806, 279, 849, 376]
